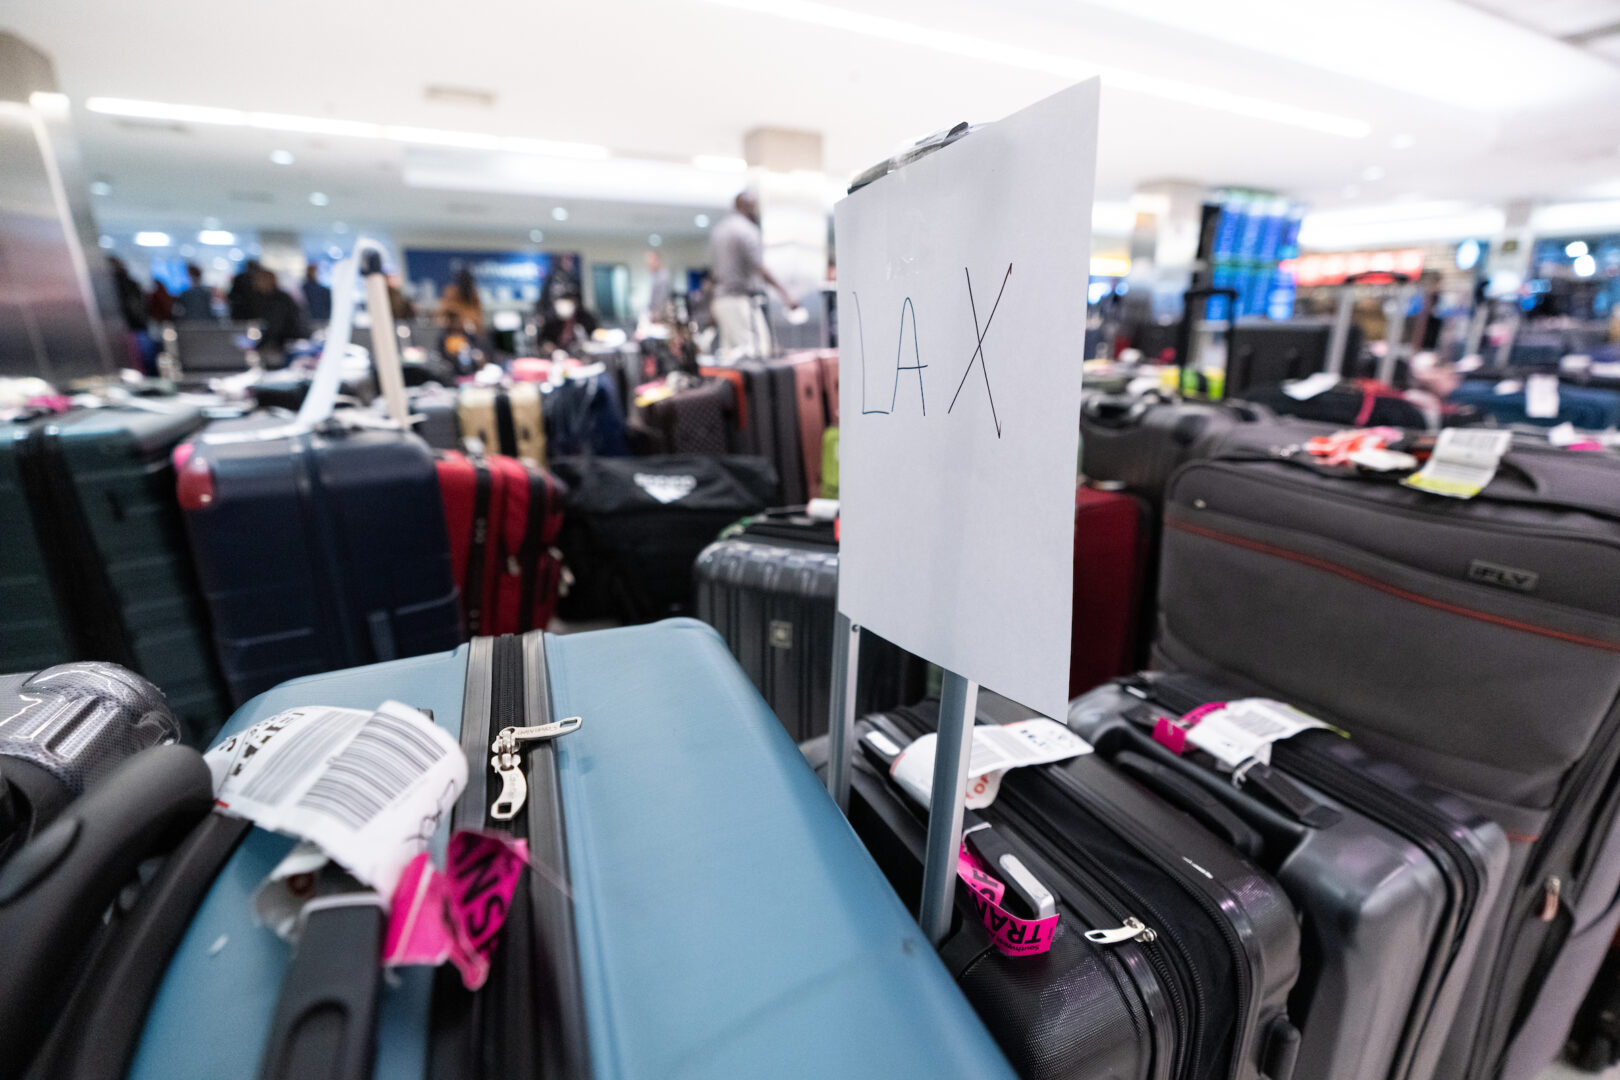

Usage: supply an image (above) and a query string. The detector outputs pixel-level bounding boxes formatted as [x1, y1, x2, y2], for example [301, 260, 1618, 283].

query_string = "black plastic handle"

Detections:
[1113, 750, 1267, 858]
[257, 893, 386, 1080]
[0, 744, 213, 1078]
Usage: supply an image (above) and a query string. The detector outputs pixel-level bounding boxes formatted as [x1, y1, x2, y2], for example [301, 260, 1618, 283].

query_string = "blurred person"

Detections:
[387, 274, 416, 322]
[175, 263, 215, 321]
[709, 192, 798, 357]
[538, 254, 583, 322]
[107, 257, 147, 332]
[538, 292, 599, 354]
[253, 268, 309, 358]
[438, 268, 484, 334]
[644, 249, 672, 323]
[301, 264, 332, 321]
[228, 259, 263, 320]
[145, 279, 174, 323]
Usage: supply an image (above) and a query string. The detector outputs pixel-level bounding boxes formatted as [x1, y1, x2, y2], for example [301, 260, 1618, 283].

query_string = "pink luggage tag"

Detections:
[957, 844, 1059, 957]
[384, 829, 528, 989]
[1153, 701, 1225, 755]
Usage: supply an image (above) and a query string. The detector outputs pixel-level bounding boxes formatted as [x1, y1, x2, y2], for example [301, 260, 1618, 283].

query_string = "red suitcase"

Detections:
[435, 450, 566, 637]
[1069, 484, 1152, 698]
[780, 350, 830, 500]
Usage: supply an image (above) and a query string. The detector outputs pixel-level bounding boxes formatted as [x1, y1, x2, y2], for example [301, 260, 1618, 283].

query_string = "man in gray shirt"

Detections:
[709, 191, 798, 358]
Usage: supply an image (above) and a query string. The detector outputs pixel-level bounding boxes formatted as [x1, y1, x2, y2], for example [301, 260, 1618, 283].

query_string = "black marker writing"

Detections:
[856, 292, 926, 416]
[947, 263, 1012, 438]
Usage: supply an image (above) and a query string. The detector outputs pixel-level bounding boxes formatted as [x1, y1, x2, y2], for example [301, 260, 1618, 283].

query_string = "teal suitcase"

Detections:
[39, 620, 1012, 1080]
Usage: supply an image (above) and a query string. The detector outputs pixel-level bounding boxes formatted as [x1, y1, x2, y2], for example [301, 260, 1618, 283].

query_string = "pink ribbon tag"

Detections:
[957, 845, 1059, 957]
[1152, 701, 1226, 755]
[383, 830, 528, 989]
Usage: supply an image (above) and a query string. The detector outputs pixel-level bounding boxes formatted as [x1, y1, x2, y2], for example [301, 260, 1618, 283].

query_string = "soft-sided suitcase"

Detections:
[19, 621, 1016, 1080]
[1079, 392, 1266, 503]
[175, 414, 462, 705]
[1448, 379, 1620, 431]
[1070, 485, 1152, 698]
[1239, 381, 1429, 430]
[435, 450, 565, 638]
[692, 511, 927, 741]
[1068, 673, 1509, 1080]
[0, 405, 229, 743]
[542, 372, 630, 458]
[458, 384, 546, 464]
[807, 699, 1302, 1080]
[1154, 427, 1620, 1080]
[551, 454, 774, 623]
[411, 387, 462, 451]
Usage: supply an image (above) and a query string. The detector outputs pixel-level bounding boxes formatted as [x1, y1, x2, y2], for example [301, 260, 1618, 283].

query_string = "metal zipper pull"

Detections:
[1085, 917, 1157, 945]
[1541, 875, 1562, 922]
[489, 716, 582, 820]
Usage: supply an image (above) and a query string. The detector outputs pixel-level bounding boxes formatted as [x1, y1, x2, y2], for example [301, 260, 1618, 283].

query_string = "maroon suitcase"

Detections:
[780, 351, 829, 500]
[1069, 484, 1152, 698]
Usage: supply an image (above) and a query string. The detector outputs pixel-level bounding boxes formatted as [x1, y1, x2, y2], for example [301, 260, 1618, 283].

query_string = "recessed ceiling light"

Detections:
[530, 229, 544, 242]
[198, 229, 235, 246]
[551, 206, 569, 221]
[269, 149, 295, 166]
[332, 221, 349, 234]
[1362, 166, 1386, 182]
[309, 192, 330, 207]
[694, 213, 711, 228]
[98, 235, 115, 249]
[327, 245, 344, 260]
[1567, 240, 1590, 258]
[1390, 133, 1416, 150]
[698, 0, 1371, 138]
[134, 231, 170, 247]
[228, 247, 244, 260]
[649, 233, 662, 247]
[89, 181, 111, 196]
[693, 155, 748, 173]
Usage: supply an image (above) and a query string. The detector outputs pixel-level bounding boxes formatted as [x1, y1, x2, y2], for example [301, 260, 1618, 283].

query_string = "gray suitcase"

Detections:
[1153, 428, 1620, 1080]
[1069, 674, 1509, 1080]
[1078, 392, 1268, 502]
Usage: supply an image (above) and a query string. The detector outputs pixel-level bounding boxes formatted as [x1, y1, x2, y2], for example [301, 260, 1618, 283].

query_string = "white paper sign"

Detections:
[833, 80, 1099, 719]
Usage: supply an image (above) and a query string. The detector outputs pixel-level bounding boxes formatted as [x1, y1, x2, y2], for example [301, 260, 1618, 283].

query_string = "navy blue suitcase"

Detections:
[174, 414, 462, 704]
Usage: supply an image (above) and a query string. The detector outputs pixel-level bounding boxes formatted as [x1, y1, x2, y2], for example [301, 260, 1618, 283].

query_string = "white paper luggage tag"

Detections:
[891, 720, 1091, 810]
[1170, 699, 1328, 768]
[1282, 372, 1340, 401]
[1403, 428, 1512, 500]
[206, 701, 468, 898]
[1525, 373, 1561, 420]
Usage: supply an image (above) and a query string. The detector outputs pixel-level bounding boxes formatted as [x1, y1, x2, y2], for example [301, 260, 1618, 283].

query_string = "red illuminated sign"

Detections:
[1281, 249, 1425, 287]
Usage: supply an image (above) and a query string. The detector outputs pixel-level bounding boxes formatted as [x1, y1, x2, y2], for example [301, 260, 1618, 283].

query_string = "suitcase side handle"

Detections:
[1112, 750, 1267, 858]
[256, 893, 385, 1080]
[0, 745, 213, 1074]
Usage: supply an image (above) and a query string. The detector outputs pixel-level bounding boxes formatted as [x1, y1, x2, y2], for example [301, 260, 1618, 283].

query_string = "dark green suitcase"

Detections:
[0, 404, 229, 743]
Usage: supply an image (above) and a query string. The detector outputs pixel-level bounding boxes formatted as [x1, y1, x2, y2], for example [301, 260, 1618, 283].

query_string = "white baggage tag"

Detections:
[1283, 372, 1340, 401]
[891, 721, 1092, 810]
[1403, 428, 1513, 499]
[206, 701, 467, 897]
[1525, 373, 1561, 420]
[1181, 699, 1327, 768]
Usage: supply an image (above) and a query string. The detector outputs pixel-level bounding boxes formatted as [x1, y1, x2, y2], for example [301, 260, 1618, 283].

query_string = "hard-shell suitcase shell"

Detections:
[1069, 675, 1510, 1080]
[64, 621, 1016, 1080]
[175, 415, 462, 705]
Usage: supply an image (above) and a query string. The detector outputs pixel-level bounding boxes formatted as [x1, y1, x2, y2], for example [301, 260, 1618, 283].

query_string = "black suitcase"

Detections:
[1079, 392, 1268, 503]
[807, 700, 1303, 1080]
[1237, 382, 1428, 429]
[174, 413, 462, 704]
[632, 377, 737, 455]
[1068, 673, 1509, 1080]
[733, 360, 804, 503]
[693, 511, 926, 740]
[550, 454, 776, 623]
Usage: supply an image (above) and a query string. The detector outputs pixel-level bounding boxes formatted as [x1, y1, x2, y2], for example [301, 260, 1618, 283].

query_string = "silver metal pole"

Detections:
[1378, 287, 1408, 386]
[918, 670, 979, 946]
[825, 612, 860, 812]
[1327, 288, 1356, 376]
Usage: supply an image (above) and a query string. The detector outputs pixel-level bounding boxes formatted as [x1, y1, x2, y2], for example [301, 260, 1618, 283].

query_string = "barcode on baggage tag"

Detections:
[237, 708, 369, 805]
[1219, 707, 1289, 741]
[296, 708, 451, 829]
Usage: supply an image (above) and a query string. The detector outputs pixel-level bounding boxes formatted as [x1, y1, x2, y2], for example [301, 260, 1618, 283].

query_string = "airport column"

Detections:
[743, 127, 830, 345]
